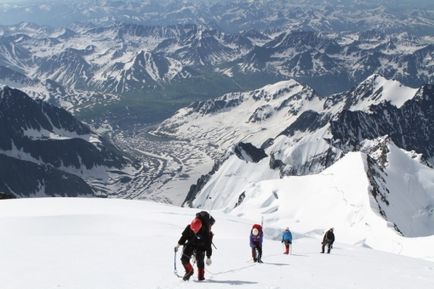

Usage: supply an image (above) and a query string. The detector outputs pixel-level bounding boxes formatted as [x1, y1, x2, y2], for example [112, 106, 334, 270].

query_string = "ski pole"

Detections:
[174, 247, 178, 275]
[174, 247, 178, 271]
[212, 242, 217, 249]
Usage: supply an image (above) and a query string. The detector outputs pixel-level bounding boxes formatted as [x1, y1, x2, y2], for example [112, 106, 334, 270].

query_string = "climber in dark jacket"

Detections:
[250, 224, 263, 263]
[175, 216, 213, 281]
[321, 228, 335, 254]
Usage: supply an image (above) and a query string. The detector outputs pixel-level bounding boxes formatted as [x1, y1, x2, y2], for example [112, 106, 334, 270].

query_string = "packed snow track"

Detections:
[0, 198, 433, 289]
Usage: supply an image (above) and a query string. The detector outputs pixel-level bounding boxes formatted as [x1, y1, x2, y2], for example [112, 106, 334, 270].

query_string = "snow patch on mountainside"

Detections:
[23, 127, 101, 144]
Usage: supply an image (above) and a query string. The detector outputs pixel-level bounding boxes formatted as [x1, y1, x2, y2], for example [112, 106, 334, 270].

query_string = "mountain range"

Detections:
[0, 86, 140, 198]
[1, 0, 433, 35]
[0, 22, 433, 125]
[153, 74, 434, 250]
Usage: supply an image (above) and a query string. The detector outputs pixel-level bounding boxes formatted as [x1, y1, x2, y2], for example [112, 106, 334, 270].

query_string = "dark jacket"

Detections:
[178, 225, 213, 258]
[322, 230, 335, 245]
[250, 231, 263, 248]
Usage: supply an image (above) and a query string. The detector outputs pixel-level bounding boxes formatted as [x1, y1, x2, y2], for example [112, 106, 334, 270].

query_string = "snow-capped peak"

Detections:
[261, 79, 302, 95]
[348, 74, 418, 112]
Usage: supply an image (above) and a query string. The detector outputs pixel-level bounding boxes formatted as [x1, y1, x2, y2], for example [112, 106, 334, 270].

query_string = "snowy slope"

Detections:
[191, 141, 434, 261]
[0, 198, 433, 289]
[155, 74, 419, 161]
[363, 140, 434, 237]
[155, 79, 324, 154]
[154, 75, 434, 260]
[348, 74, 419, 112]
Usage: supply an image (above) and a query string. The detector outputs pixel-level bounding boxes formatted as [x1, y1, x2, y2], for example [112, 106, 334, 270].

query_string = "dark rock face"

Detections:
[269, 82, 433, 177]
[37, 48, 92, 88]
[184, 142, 267, 206]
[188, 92, 244, 115]
[0, 66, 36, 85]
[330, 85, 434, 160]
[183, 160, 224, 207]
[0, 86, 129, 198]
[279, 110, 330, 137]
[270, 146, 343, 178]
[364, 143, 391, 220]
[0, 154, 94, 197]
[234, 142, 267, 163]
[269, 153, 285, 170]
[0, 86, 127, 169]
[248, 105, 273, 123]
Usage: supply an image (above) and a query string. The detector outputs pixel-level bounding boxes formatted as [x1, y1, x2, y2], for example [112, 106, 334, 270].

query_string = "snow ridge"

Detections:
[154, 74, 434, 261]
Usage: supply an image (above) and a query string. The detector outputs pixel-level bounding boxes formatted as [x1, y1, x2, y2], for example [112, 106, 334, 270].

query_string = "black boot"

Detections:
[183, 270, 194, 281]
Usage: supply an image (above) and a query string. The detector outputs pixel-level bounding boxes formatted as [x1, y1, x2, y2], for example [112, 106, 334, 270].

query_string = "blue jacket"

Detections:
[282, 230, 292, 242]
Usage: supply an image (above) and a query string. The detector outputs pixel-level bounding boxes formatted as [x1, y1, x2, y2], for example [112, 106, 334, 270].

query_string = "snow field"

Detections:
[0, 198, 433, 289]
[195, 148, 434, 262]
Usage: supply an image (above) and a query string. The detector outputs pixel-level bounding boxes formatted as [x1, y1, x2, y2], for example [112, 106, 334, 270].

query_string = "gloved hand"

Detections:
[206, 257, 212, 266]
[174, 244, 180, 252]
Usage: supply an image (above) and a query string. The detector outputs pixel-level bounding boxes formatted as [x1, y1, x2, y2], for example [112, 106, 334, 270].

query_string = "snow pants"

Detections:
[181, 245, 205, 269]
[283, 240, 292, 254]
[251, 245, 262, 262]
[322, 241, 332, 254]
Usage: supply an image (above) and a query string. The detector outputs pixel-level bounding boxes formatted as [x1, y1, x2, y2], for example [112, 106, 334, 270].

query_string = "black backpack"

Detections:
[196, 211, 215, 230]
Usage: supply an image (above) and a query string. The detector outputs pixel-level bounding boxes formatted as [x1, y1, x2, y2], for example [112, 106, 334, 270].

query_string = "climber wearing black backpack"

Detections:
[195, 211, 215, 232]
[175, 211, 215, 281]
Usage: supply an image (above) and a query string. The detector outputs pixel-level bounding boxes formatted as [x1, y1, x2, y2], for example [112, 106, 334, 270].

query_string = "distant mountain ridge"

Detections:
[0, 22, 433, 125]
[0, 0, 433, 35]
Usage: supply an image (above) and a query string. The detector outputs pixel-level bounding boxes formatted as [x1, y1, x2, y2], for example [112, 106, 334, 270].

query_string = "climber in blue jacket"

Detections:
[281, 227, 293, 254]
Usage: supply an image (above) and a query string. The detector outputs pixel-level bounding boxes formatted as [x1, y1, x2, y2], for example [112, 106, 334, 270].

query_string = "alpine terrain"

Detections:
[0, 1, 433, 288]
[0, 20, 433, 125]
[154, 74, 434, 261]
[0, 86, 145, 199]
